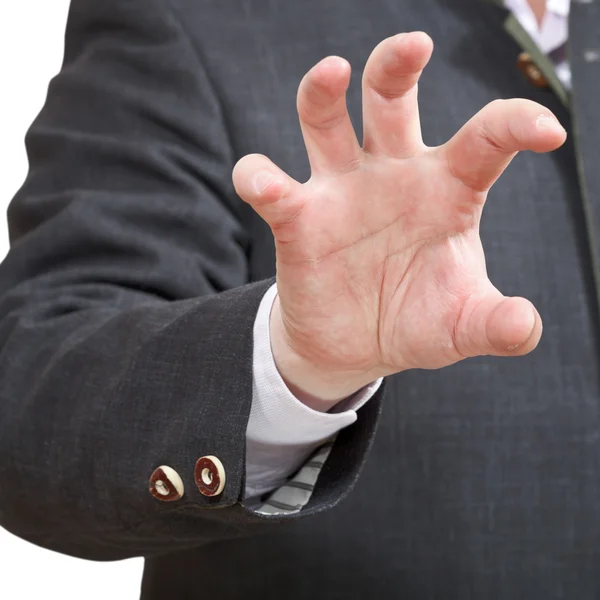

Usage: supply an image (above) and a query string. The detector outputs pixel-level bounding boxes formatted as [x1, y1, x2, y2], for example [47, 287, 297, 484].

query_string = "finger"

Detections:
[454, 288, 543, 359]
[297, 56, 362, 175]
[444, 98, 567, 193]
[232, 153, 303, 235]
[362, 31, 433, 158]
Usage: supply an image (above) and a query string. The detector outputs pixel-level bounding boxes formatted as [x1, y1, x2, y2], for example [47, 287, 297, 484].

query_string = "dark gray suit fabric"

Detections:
[0, 0, 383, 561]
[1, 0, 599, 598]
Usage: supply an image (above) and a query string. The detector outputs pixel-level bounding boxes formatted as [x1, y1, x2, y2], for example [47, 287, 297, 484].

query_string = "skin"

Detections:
[232, 32, 566, 411]
[527, 0, 548, 27]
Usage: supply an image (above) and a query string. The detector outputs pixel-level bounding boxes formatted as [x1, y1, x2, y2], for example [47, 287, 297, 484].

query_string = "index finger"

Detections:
[443, 98, 566, 193]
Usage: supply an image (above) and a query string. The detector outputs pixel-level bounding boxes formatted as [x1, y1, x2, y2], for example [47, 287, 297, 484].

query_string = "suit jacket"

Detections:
[1, 0, 599, 598]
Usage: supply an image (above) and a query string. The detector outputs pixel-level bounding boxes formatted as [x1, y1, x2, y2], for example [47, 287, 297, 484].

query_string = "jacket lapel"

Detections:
[569, 1, 600, 314]
[503, 13, 569, 106]
[480, 0, 569, 106]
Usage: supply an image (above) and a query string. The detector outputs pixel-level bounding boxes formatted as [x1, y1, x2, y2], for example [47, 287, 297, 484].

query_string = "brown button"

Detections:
[194, 455, 226, 497]
[149, 465, 184, 502]
[517, 52, 549, 88]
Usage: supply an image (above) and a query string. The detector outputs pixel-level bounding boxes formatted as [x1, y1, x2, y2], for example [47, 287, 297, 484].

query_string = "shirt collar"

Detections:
[504, 0, 571, 18]
[547, 0, 570, 17]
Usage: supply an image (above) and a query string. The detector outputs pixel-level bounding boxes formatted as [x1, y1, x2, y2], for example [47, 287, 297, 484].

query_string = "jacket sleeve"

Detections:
[0, 0, 270, 560]
[0, 0, 386, 561]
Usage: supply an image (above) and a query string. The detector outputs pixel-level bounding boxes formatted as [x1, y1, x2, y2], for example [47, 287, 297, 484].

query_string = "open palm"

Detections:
[233, 32, 566, 397]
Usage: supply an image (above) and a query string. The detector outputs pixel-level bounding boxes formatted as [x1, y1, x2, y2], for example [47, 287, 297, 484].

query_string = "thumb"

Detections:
[232, 153, 304, 237]
[456, 290, 542, 358]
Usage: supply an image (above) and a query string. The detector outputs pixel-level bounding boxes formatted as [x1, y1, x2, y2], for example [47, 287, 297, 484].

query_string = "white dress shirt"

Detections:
[244, 0, 572, 503]
[505, 0, 571, 87]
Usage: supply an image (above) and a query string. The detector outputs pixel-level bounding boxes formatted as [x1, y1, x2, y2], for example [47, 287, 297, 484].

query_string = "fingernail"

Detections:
[536, 114, 564, 133]
[507, 343, 520, 352]
[254, 171, 274, 194]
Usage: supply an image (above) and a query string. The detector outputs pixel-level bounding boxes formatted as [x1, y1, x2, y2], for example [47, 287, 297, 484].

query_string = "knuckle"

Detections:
[368, 79, 418, 103]
[298, 99, 347, 130]
[478, 123, 505, 153]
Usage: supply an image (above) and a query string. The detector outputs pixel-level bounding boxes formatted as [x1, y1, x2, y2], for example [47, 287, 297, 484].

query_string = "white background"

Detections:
[0, 1, 143, 597]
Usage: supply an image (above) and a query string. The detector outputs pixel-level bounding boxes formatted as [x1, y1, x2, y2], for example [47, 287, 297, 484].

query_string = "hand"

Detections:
[232, 32, 567, 409]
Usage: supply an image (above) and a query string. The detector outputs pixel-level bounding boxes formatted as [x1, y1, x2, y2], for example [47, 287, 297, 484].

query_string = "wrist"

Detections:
[269, 296, 380, 412]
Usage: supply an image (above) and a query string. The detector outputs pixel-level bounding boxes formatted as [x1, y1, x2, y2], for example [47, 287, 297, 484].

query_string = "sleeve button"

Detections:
[149, 465, 184, 502]
[195, 455, 226, 497]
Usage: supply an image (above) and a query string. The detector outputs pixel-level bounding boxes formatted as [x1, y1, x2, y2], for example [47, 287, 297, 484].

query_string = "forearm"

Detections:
[245, 283, 383, 502]
[270, 294, 384, 411]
